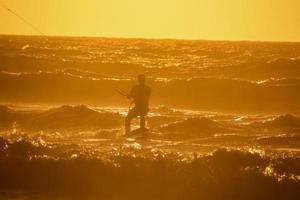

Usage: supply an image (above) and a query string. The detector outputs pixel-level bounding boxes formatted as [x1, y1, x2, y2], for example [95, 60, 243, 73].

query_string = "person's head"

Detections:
[137, 74, 146, 85]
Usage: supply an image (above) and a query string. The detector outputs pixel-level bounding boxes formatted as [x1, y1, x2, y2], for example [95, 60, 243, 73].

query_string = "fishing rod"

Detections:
[0, 0, 46, 36]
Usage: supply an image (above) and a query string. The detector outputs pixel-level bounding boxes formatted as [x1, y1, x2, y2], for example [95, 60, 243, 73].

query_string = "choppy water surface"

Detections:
[1, 35, 300, 112]
[2, 104, 300, 155]
[0, 35, 300, 199]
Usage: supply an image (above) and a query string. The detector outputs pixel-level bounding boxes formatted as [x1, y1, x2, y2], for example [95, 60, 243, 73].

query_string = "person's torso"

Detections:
[131, 84, 150, 107]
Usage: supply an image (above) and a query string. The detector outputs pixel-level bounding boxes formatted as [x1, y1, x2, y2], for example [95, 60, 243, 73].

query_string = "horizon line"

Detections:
[1, 33, 300, 43]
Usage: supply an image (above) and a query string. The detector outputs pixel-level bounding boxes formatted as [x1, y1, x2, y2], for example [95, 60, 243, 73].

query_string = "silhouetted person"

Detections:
[125, 74, 151, 134]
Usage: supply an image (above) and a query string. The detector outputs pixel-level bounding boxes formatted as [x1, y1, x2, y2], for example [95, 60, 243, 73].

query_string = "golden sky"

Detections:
[0, 0, 299, 41]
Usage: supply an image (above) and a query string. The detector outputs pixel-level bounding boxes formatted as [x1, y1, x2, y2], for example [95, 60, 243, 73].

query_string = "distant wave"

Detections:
[255, 134, 300, 148]
[257, 78, 300, 86]
[0, 54, 145, 77]
[157, 117, 234, 138]
[264, 114, 300, 129]
[0, 105, 122, 131]
[249, 114, 300, 132]
[156, 78, 300, 112]
[1, 72, 300, 112]
[216, 57, 300, 80]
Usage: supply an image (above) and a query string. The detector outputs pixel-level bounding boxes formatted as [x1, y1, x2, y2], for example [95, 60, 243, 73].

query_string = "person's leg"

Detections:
[139, 108, 148, 130]
[140, 115, 145, 129]
[125, 109, 137, 134]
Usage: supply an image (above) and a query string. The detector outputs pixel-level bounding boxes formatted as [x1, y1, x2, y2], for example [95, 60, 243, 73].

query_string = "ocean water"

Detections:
[1, 35, 300, 111]
[0, 35, 300, 199]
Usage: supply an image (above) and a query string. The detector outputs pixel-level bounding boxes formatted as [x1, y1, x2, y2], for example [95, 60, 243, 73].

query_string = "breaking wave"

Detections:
[0, 137, 299, 200]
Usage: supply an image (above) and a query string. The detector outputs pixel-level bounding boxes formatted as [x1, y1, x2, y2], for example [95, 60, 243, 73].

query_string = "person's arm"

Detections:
[127, 86, 135, 99]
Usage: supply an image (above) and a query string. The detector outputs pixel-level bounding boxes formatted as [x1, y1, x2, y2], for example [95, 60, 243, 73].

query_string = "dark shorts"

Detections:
[127, 106, 149, 118]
